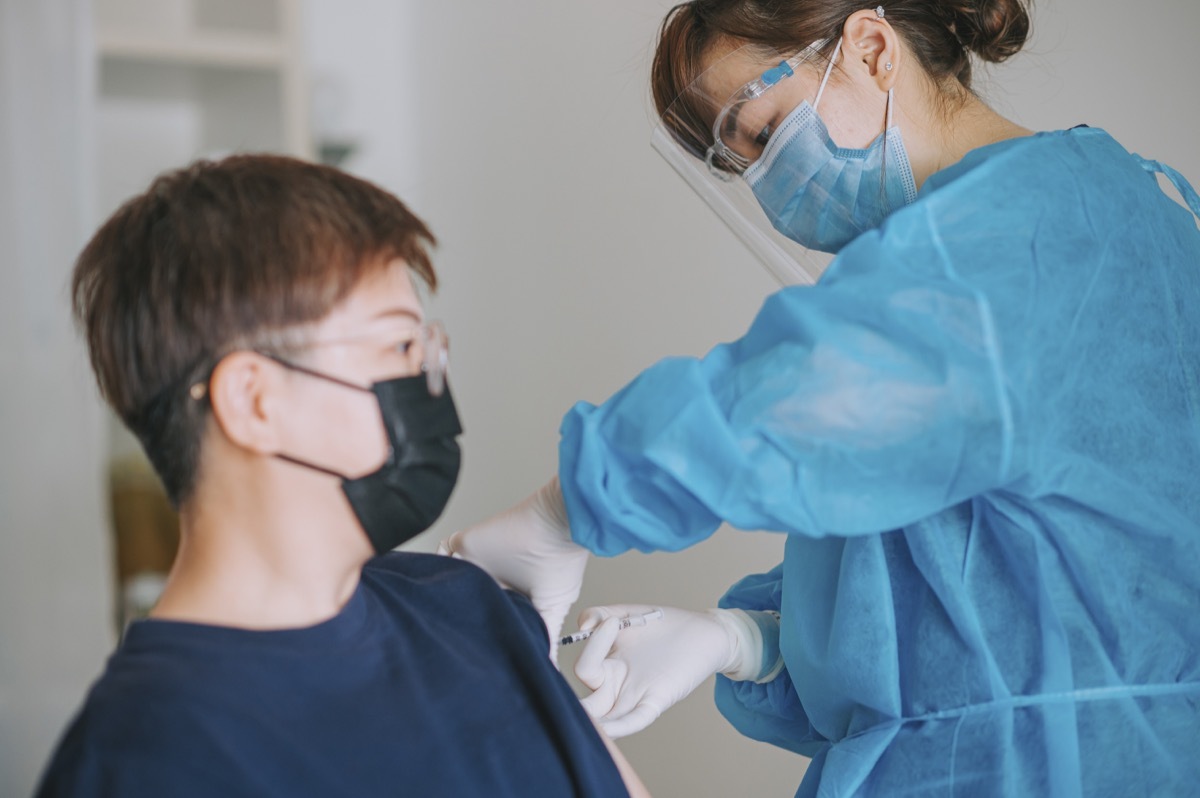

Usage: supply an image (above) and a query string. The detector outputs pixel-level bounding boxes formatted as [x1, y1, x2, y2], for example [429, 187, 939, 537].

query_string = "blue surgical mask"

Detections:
[744, 39, 918, 254]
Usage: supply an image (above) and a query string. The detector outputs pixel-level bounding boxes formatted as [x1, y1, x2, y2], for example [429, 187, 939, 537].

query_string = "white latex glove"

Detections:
[573, 604, 774, 738]
[439, 477, 588, 664]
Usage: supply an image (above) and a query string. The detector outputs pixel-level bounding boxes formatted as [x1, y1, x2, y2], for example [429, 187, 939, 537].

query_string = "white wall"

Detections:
[0, 2, 113, 796]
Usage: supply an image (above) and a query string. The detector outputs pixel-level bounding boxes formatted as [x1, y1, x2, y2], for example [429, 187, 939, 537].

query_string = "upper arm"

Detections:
[560, 226, 1013, 550]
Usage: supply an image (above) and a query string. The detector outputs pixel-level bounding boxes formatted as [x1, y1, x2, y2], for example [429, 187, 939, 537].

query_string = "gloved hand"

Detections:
[439, 477, 588, 664]
[573, 603, 777, 738]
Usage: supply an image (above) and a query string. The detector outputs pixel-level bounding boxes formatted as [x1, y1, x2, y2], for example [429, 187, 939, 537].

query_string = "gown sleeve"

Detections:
[559, 213, 1016, 556]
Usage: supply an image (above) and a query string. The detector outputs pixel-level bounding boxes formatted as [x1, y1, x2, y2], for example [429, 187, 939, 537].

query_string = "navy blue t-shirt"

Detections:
[36, 553, 628, 797]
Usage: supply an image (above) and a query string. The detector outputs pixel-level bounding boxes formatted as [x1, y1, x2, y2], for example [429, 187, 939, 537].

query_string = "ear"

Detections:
[841, 8, 900, 92]
[208, 351, 285, 455]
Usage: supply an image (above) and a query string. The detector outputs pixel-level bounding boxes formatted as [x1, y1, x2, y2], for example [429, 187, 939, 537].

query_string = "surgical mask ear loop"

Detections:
[875, 4, 894, 211]
[880, 86, 895, 209]
[812, 38, 842, 112]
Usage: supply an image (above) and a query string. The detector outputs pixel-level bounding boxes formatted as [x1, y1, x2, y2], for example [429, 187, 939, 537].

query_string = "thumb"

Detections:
[576, 605, 621, 633]
[573, 616, 622, 690]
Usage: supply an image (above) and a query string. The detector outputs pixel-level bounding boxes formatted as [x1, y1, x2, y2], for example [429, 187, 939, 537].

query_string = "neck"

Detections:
[899, 85, 1033, 190]
[151, 459, 373, 630]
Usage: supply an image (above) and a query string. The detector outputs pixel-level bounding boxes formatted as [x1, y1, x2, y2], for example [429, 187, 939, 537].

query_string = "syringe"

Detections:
[559, 608, 664, 646]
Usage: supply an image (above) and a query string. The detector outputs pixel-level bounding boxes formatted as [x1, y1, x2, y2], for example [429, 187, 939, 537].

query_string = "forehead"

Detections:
[690, 42, 821, 130]
[318, 258, 423, 337]
[694, 44, 778, 104]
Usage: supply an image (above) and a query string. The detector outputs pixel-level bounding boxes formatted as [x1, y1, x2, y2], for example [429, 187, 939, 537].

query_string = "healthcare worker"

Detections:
[443, 0, 1200, 794]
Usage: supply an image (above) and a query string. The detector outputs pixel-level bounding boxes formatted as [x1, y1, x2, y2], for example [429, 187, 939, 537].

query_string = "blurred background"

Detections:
[2, 0, 1197, 795]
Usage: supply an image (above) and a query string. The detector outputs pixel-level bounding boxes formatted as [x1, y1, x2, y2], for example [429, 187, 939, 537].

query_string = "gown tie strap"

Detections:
[1137, 155, 1200, 222]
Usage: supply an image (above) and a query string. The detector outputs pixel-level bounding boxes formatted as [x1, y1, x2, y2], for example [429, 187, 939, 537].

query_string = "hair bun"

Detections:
[947, 0, 1031, 63]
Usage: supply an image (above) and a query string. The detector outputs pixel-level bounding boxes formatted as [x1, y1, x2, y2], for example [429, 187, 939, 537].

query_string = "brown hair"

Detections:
[72, 154, 438, 505]
[652, 0, 1031, 160]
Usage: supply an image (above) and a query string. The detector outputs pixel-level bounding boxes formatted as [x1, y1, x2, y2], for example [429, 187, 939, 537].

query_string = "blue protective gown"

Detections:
[558, 127, 1200, 797]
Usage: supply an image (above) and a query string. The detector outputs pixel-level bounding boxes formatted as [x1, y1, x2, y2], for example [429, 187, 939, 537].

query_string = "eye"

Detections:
[384, 332, 418, 357]
[755, 124, 774, 147]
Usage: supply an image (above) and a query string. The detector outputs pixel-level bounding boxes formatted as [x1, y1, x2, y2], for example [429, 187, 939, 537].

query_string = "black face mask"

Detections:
[271, 362, 463, 554]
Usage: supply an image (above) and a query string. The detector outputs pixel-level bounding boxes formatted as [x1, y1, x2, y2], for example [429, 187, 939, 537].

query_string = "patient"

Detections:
[36, 155, 647, 797]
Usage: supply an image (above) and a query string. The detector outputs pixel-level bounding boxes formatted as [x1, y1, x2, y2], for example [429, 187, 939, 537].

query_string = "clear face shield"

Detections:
[652, 41, 833, 286]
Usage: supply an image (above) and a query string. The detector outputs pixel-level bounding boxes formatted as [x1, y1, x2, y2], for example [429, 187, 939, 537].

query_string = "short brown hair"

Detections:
[73, 154, 437, 505]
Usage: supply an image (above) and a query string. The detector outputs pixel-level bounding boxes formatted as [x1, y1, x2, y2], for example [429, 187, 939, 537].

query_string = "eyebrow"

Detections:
[369, 308, 423, 322]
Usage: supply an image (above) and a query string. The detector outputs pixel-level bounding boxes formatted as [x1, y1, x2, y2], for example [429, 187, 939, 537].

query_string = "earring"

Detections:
[885, 62, 893, 71]
[875, 5, 885, 18]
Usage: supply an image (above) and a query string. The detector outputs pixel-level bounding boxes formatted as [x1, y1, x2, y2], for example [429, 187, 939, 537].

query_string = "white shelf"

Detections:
[97, 28, 287, 70]
[93, 0, 311, 161]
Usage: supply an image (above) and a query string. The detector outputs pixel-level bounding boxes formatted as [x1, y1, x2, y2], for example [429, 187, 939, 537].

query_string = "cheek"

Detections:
[820, 89, 886, 149]
[339, 393, 390, 477]
[306, 390, 390, 477]
[823, 109, 870, 149]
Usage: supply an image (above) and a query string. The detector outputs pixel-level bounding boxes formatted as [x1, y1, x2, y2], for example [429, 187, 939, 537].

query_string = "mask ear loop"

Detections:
[880, 86, 894, 212]
[876, 5, 895, 213]
[812, 38, 842, 111]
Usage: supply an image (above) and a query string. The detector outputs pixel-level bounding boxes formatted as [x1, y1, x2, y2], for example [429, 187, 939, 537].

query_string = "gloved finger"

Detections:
[441, 529, 464, 555]
[576, 605, 620, 633]
[599, 702, 664, 740]
[601, 676, 650, 722]
[444, 522, 511, 562]
[578, 665, 622, 720]
[435, 539, 461, 558]
[573, 617, 623, 690]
